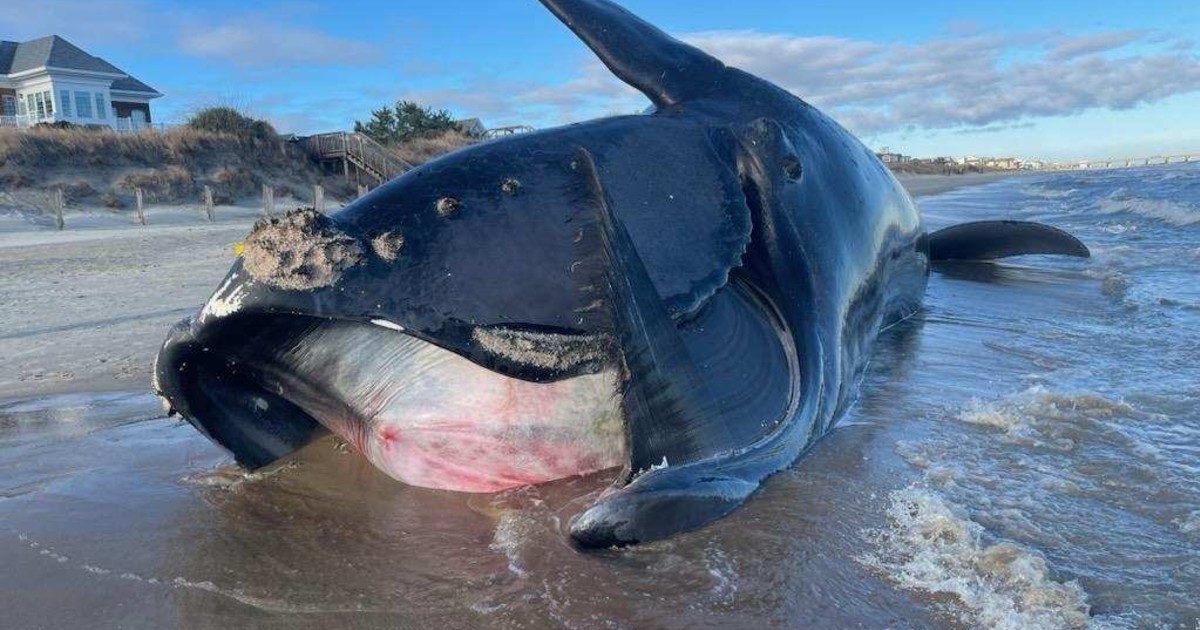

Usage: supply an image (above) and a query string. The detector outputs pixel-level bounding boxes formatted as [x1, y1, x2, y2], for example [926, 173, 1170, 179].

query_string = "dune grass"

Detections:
[388, 130, 479, 166]
[0, 126, 350, 211]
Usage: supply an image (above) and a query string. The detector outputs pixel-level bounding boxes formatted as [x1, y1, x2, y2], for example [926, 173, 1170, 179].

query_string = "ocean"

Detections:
[0, 164, 1197, 628]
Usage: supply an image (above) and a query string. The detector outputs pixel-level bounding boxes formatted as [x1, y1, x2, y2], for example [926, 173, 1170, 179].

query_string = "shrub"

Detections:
[187, 107, 277, 141]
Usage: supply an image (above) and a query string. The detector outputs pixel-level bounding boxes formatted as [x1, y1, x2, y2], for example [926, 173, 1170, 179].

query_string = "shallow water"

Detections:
[2, 165, 1198, 629]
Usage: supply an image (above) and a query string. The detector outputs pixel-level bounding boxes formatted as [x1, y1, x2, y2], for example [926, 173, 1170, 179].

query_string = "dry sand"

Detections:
[0, 173, 1017, 401]
[0, 199, 339, 400]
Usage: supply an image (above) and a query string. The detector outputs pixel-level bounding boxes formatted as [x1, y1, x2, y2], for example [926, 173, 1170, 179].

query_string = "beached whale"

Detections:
[153, 0, 1089, 547]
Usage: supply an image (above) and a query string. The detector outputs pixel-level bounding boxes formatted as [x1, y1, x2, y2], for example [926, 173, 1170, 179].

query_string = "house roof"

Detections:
[0, 35, 160, 96]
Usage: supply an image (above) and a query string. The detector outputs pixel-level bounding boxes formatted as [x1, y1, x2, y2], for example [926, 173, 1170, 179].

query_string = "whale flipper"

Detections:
[538, 0, 726, 107]
[573, 148, 736, 474]
[927, 220, 1090, 261]
[570, 148, 774, 547]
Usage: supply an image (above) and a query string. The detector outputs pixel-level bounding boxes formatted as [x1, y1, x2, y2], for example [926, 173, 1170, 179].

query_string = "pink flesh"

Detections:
[361, 373, 624, 493]
[271, 324, 626, 493]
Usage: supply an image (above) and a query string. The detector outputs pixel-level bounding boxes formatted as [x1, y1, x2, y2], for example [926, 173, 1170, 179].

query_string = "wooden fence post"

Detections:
[54, 188, 65, 230]
[203, 185, 214, 222]
[262, 184, 274, 218]
[357, 184, 368, 199]
[135, 188, 145, 225]
[314, 184, 324, 213]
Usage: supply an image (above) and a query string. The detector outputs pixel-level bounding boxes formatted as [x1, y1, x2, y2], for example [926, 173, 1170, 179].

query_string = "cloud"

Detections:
[1047, 29, 1147, 60]
[178, 22, 381, 68]
[0, 0, 148, 43]
[952, 122, 1037, 135]
[480, 27, 1200, 136]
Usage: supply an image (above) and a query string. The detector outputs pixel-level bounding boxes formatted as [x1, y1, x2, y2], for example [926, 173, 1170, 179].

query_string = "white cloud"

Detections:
[178, 22, 381, 68]
[0, 0, 147, 43]
[477, 27, 1200, 136]
[1046, 29, 1147, 60]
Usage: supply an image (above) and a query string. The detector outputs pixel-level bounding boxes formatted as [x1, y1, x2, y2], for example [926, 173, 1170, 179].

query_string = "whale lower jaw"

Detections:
[155, 314, 627, 492]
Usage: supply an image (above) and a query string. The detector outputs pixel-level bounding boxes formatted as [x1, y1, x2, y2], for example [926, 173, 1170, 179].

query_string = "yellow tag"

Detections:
[232, 242, 245, 256]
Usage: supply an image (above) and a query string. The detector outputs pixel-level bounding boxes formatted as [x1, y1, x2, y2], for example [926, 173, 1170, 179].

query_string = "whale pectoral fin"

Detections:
[537, 0, 726, 107]
[927, 220, 1090, 261]
[571, 470, 759, 548]
[573, 148, 737, 475]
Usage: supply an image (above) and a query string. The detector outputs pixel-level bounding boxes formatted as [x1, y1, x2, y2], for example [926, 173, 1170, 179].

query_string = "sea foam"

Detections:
[861, 488, 1092, 630]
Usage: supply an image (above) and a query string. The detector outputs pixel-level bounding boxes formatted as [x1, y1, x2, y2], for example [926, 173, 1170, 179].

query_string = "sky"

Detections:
[4, 0, 1199, 162]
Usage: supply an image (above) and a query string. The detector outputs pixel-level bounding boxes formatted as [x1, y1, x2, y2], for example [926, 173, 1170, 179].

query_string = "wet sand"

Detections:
[893, 171, 1024, 198]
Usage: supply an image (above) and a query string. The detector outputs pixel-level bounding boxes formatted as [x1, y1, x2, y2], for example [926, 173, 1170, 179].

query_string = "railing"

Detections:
[113, 117, 167, 133]
[0, 113, 166, 132]
[484, 125, 535, 139]
[0, 113, 48, 128]
[300, 132, 414, 184]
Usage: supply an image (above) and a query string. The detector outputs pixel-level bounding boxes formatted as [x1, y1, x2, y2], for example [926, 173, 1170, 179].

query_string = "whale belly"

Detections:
[244, 320, 626, 493]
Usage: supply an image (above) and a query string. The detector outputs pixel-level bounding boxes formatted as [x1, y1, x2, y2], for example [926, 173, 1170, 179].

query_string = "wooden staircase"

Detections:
[300, 132, 414, 186]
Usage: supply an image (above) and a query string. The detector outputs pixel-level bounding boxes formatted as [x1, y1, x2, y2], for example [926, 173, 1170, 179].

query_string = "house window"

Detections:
[95, 94, 107, 119]
[24, 91, 55, 119]
[60, 90, 72, 117]
[1, 96, 14, 116]
[75, 91, 92, 118]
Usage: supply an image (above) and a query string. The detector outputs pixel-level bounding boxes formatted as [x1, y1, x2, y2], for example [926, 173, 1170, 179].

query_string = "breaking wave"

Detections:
[1096, 194, 1200, 226]
[1025, 185, 1078, 200]
[860, 488, 1093, 630]
[954, 386, 1150, 452]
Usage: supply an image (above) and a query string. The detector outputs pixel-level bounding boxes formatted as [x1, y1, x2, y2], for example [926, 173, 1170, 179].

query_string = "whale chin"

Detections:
[155, 313, 627, 492]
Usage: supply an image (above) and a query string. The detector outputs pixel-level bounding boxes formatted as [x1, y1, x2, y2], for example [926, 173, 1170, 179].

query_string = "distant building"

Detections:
[0, 35, 161, 130]
[454, 117, 487, 137]
[877, 151, 910, 164]
[985, 157, 1021, 170]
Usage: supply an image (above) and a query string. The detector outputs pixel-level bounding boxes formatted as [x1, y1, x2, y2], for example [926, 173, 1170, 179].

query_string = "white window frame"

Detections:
[60, 90, 72, 118]
[74, 91, 92, 118]
[95, 93, 107, 119]
[1, 95, 15, 116]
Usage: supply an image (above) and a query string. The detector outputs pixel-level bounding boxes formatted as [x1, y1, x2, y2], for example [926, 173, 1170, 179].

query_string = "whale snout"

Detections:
[154, 312, 628, 490]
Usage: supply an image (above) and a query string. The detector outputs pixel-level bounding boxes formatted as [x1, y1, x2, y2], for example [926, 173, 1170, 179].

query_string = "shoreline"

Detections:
[0, 172, 1024, 402]
[894, 170, 1027, 198]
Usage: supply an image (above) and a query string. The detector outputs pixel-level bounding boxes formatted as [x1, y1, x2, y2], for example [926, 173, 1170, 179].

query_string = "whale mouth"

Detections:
[155, 313, 627, 492]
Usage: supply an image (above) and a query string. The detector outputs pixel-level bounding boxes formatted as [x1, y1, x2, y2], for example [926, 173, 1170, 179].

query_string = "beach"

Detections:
[15, 166, 1199, 629]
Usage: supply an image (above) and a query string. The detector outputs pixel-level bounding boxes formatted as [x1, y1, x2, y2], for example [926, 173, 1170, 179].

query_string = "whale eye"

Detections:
[435, 197, 461, 217]
[782, 156, 803, 181]
[501, 178, 521, 195]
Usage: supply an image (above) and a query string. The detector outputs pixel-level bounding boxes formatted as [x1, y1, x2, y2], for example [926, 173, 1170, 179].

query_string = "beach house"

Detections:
[0, 35, 161, 130]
